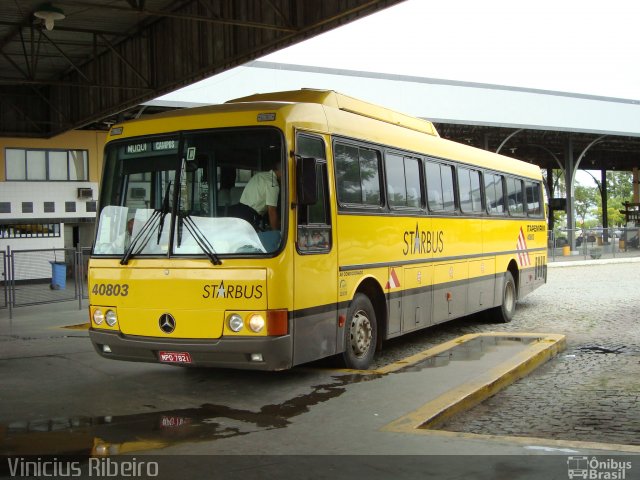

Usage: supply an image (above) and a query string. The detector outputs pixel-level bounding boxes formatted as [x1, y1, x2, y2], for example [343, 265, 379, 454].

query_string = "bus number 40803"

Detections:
[91, 283, 129, 296]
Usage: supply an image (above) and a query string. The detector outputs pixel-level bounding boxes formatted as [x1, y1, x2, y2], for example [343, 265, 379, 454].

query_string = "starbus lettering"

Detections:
[202, 281, 263, 299]
[403, 223, 444, 255]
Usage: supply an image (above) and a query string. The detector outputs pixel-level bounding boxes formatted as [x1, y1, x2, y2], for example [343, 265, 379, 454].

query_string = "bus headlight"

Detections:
[228, 313, 244, 332]
[93, 309, 104, 325]
[105, 310, 118, 327]
[248, 314, 265, 333]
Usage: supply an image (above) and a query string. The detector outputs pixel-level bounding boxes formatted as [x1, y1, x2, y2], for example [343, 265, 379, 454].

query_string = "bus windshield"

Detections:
[93, 128, 284, 258]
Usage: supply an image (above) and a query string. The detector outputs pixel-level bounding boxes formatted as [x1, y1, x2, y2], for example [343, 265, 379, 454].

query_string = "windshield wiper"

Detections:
[178, 213, 222, 266]
[119, 211, 160, 265]
[156, 180, 172, 245]
[120, 181, 172, 265]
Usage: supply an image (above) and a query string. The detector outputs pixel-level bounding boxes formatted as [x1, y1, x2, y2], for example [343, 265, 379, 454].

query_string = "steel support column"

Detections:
[564, 137, 575, 248]
[601, 169, 608, 243]
[547, 167, 555, 231]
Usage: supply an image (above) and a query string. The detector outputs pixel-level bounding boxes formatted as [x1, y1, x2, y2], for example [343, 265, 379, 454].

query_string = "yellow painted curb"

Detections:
[417, 429, 640, 454]
[59, 323, 90, 330]
[381, 332, 566, 432]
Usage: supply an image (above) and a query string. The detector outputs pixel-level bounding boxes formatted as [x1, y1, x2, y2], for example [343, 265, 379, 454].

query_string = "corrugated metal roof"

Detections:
[0, 0, 405, 137]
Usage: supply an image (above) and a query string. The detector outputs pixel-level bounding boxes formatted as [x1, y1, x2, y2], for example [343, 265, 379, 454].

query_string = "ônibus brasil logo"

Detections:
[567, 456, 632, 480]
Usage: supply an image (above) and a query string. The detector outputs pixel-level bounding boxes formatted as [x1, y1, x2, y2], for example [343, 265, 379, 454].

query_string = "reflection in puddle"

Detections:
[400, 336, 539, 372]
[1, 335, 541, 456]
[1, 375, 365, 457]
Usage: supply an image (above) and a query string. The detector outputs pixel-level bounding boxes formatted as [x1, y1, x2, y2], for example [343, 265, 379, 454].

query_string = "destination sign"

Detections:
[124, 139, 178, 156]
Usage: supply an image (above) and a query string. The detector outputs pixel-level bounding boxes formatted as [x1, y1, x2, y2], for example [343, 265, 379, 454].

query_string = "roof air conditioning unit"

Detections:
[77, 187, 93, 199]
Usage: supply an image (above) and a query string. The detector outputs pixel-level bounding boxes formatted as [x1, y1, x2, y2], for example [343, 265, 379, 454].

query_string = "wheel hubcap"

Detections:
[350, 309, 372, 358]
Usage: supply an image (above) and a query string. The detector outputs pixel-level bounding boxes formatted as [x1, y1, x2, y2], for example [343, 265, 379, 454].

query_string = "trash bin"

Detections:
[562, 245, 570, 256]
[50, 261, 66, 290]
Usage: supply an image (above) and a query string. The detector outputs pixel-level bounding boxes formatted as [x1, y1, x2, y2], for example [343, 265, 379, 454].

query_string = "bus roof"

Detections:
[228, 89, 439, 137]
[109, 89, 541, 180]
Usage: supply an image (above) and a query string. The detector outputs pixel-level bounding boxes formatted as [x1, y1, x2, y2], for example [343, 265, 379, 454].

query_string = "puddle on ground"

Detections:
[0, 335, 541, 456]
[575, 345, 627, 355]
[398, 336, 539, 373]
[1, 374, 369, 457]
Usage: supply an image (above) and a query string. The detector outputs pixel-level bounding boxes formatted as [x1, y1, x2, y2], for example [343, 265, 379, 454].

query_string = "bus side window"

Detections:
[425, 160, 455, 212]
[458, 167, 483, 214]
[484, 173, 505, 214]
[506, 177, 525, 216]
[526, 181, 542, 217]
[296, 134, 331, 253]
[335, 142, 382, 207]
[386, 153, 422, 210]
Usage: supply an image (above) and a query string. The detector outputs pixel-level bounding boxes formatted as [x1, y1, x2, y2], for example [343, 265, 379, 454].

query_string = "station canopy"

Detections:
[0, 0, 404, 138]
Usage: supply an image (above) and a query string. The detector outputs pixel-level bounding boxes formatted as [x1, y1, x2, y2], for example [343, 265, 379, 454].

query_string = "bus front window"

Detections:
[94, 137, 177, 256]
[175, 129, 284, 255]
[93, 128, 284, 258]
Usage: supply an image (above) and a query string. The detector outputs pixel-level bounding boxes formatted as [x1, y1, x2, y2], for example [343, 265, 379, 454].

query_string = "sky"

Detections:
[164, 0, 640, 101]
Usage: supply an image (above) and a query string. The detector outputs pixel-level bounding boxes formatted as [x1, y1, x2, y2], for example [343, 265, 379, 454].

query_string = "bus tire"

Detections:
[493, 270, 516, 323]
[341, 293, 377, 370]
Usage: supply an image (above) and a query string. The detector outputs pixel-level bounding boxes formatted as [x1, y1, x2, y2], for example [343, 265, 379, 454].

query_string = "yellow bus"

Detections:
[89, 89, 547, 371]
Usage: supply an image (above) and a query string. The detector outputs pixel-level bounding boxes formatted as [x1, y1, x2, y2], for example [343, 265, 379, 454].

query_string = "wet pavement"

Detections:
[0, 325, 563, 458]
[1, 260, 640, 477]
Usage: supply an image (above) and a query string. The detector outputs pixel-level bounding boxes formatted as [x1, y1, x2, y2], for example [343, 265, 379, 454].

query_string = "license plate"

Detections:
[159, 351, 192, 364]
[160, 416, 192, 428]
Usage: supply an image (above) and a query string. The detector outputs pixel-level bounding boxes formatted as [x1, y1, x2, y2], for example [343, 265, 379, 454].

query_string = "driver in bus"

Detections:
[231, 154, 281, 230]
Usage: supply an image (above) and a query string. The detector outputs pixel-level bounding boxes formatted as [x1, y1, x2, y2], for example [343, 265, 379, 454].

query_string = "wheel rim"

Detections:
[504, 280, 515, 313]
[349, 309, 372, 358]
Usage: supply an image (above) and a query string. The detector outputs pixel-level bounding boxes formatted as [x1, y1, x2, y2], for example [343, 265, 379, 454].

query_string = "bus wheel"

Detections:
[342, 293, 377, 370]
[494, 270, 516, 323]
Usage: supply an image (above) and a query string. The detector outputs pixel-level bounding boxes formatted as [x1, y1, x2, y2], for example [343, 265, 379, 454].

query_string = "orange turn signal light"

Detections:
[267, 309, 289, 336]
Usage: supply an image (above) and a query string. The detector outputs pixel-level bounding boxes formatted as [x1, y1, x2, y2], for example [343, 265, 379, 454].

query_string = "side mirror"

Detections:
[296, 156, 318, 206]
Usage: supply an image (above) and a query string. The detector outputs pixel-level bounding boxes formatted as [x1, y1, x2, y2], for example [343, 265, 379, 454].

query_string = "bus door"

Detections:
[292, 133, 338, 365]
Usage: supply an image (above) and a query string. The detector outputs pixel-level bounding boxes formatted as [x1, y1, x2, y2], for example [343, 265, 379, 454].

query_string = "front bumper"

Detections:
[89, 329, 293, 371]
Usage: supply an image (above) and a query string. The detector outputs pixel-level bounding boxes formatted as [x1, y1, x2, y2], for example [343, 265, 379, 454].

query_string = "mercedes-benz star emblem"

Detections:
[159, 313, 176, 334]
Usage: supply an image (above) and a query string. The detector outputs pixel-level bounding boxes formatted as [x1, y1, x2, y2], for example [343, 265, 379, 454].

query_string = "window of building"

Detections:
[0, 223, 61, 238]
[44, 202, 55, 213]
[5, 148, 89, 181]
[22, 202, 33, 213]
[65, 201, 76, 213]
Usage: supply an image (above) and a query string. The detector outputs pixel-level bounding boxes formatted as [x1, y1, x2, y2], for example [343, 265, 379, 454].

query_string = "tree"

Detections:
[604, 171, 633, 226]
[607, 171, 632, 201]
[574, 185, 598, 227]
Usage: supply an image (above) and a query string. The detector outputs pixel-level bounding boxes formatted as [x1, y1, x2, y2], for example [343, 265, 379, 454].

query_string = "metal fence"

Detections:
[1, 251, 7, 310]
[3, 246, 86, 318]
[80, 247, 91, 300]
[548, 227, 640, 262]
